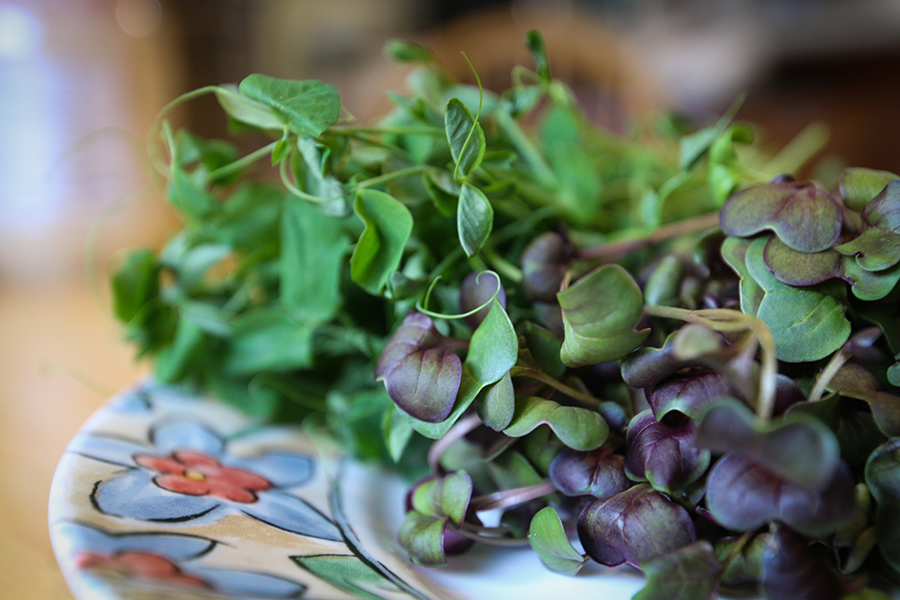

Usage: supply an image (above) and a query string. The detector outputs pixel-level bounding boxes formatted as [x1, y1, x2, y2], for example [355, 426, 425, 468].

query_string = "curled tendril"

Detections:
[453, 51, 484, 182]
[416, 271, 502, 320]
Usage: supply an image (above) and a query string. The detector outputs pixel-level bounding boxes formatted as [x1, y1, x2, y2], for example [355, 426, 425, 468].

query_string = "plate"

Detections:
[48, 380, 674, 600]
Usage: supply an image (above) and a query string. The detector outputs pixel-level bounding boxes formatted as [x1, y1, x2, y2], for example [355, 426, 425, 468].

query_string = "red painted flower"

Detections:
[74, 550, 208, 588]
[134, 450, 271, 503]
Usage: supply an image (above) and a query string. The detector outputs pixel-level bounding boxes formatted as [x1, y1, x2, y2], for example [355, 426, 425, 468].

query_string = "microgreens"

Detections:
[112, 32, 900, 599]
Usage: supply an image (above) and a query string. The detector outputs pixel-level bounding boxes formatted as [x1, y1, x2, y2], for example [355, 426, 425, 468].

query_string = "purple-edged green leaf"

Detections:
[503, 396, 608, 451]
[865, 438, 900, 571]
[863, 180, 900, 231]
[840, 167, 899, 212]
[522, 232, 571, 302]
[528, 506, 589, 576]
[670, 325, 724, 361]
[720, 181, 843, 252]
[721, 236, 764, 315]
[375, 312, 462, 423]
[705, 453, 856, 536]
[761, 526, 842, 600]
[409, 471, 473, 525]
[844, 255, 900, 300]
[756, 288, 851, 363]
[828, 362, 900, 437]
[714, 534, 769, 585]
[626, 410, 710, 493]
[399, 512, 449, 567]
[548, 446, 630, 498]
[406, 302, 517, 439]
[475, 373, 515, 431]
[763, 235, 845, 286]
[558, 264, 649, 367]
[836, 227, 900, 272]
[698, 399, 840, 491]
[646, 371, 733, 420]
[459, 271, 506, 329]
[350, 189, 413, 295]
[633, 540, 723, 600]
[577, 484, 696, 567]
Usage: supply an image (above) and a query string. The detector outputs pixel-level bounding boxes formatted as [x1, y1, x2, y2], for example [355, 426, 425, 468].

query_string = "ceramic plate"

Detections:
[49, 380, 694, 600]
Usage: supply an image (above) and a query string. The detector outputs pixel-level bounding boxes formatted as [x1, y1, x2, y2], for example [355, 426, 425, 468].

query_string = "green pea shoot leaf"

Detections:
[457, 183, 493, 256]
[239, 74, 341, 137]
[350, 189, 413, 295]
[444, 98, 486, 178]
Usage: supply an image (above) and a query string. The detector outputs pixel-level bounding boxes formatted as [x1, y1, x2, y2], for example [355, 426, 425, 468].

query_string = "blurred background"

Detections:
[4, 0, 900, 597]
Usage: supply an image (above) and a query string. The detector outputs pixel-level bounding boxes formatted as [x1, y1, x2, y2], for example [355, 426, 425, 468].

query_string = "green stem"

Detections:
[427, 414, 482, 474]
[482, 247, 523, 283]
[330, 125, 445, 136]
[511, 369, 601, 407]
[495, 109, 557, 189]
[808, 349, 850, 403]
[469, 481, 557, 511]
[206, 141, 279, 181]
[577, 212, 721, 260]
[357, 165, 427, 189]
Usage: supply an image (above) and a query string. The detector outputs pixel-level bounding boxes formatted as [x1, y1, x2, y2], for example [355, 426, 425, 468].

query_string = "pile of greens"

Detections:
[112, 31, 900, 600]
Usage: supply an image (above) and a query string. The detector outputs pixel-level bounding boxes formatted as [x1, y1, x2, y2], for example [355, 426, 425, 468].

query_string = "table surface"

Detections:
[0, 282, 144, 599]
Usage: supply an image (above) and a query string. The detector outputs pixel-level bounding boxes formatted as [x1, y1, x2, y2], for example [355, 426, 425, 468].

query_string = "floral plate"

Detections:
[49, 380, 679, 600]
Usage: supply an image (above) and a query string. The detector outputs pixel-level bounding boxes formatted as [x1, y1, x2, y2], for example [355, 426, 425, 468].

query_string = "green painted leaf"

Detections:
[835, 227, 900, 272]
[633, 540, 723, 600]
[720, 182, 843, 252]
[756, 289, 850, 363]
[292, 554, 400, 600]
[457, 183, 493, 256]
[503, 396, 609, 451]
[350, 189, 413, 295]
[558, 264, 649, 367]
[214, 84, 285, 130]
[444, 98, 486, 177]
[239, 74, 341, 137]
[528, 506, 588, 576]
[839, 167, 899, 212]
[281, 199, 349, 325]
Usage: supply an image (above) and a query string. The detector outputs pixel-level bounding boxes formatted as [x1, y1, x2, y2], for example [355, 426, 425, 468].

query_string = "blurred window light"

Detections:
[0, 4, 42, 59]
[115, 0, 162, 38]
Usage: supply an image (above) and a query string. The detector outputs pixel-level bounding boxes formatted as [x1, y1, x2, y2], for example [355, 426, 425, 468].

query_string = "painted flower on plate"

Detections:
[55, 522, 307, 599]
[68, 420, 341, 540]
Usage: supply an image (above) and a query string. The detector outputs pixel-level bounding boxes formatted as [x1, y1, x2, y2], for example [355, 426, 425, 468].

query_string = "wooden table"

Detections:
[0, 282, 145, 599]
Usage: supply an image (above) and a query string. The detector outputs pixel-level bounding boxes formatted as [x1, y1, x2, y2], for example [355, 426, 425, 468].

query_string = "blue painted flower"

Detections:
[68, 420, 341, 540]
[55, 522, 307, 599]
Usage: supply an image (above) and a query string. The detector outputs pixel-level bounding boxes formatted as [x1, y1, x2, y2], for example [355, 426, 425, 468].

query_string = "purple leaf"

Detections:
[375, 312, 462, 422]
[549, 446, 631, 498]
[625, 410, 710, 493]
[863, 180, 900, 232]
[646, 371, 733, 420]
[522, 232, 571, 302]
[721, 181, 843, 252]
[577, 484, 696, 567]
[761, 526, 842, 600]
[459, 271, 506, 329]
[705, 453, 856, 537]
